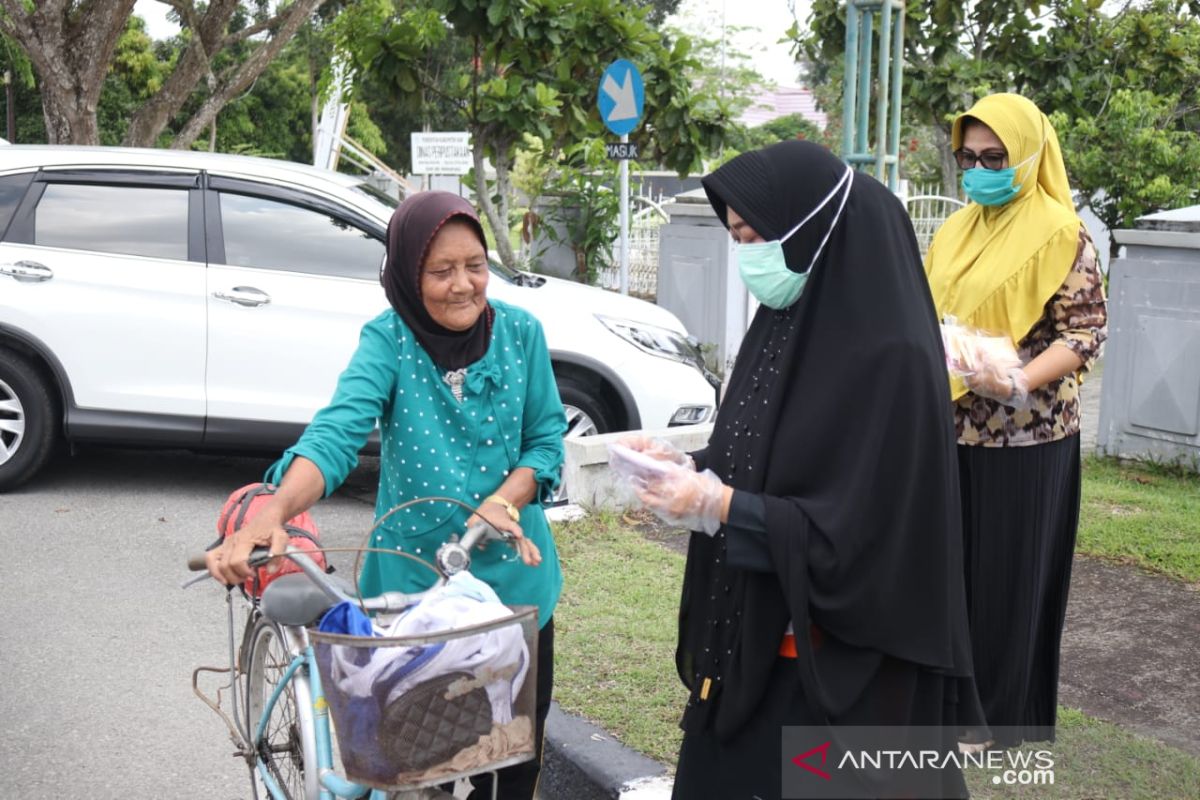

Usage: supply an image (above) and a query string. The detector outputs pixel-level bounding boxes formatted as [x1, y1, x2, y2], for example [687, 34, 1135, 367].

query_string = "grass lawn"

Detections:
[551, 457, 1200, 795]
[963, 708, 1200, 798]
[553, 510, 688, 764]
[1077, 456, 1200, 584]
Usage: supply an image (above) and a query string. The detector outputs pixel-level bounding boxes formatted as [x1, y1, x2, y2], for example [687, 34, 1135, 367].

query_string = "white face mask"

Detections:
[735, 167, 854, 309]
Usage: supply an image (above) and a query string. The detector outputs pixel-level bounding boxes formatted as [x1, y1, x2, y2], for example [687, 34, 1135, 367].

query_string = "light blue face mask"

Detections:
[735, 167, 854, 310]
[961, 146, 1040, 207]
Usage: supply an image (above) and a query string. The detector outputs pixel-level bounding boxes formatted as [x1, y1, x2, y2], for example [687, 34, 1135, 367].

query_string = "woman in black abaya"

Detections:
[624, 141, 985, 799]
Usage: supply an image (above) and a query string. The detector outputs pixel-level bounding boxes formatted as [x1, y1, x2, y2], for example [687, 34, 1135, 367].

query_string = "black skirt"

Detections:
[957, 434, 1081, 747]
[671, 654, 972, 800]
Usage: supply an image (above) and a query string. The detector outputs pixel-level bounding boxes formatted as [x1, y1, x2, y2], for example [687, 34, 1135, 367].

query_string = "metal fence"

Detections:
[903, 182, 964, 258]
[594, 189, 670, 300]
[590, 183, 963, 300]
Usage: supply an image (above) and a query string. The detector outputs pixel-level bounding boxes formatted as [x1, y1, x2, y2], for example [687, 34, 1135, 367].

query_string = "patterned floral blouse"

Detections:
[956, 225, 1108, 447]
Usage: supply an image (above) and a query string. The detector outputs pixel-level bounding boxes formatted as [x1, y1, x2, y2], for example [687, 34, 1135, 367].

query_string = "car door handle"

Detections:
[0, 260, 54, 282]
[213, 286, 271, 307]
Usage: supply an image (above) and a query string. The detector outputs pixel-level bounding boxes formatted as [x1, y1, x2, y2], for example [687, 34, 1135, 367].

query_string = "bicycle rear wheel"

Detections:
[244, 616, 320, 800]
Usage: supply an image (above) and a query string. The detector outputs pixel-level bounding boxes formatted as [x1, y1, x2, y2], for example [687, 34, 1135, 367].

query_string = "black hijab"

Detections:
[686, 141, 978, 739]
[381, 191, 493, 369]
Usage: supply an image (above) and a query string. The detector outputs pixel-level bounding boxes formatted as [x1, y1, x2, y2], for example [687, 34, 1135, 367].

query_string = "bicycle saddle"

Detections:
[260, 572, 357, 627]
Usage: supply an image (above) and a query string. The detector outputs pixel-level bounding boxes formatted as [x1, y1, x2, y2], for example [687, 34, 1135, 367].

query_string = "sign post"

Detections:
[598, 59, 644, 295]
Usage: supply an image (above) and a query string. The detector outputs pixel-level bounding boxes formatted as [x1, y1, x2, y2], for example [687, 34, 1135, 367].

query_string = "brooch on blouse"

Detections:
[443, 368, 467, 403]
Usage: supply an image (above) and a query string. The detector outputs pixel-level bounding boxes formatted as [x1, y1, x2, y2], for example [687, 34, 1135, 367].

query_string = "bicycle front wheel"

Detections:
[244, 616, 320, 800]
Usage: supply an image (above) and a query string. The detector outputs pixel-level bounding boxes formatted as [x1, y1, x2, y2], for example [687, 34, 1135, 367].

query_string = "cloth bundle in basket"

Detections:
[313, 574, 536, 789]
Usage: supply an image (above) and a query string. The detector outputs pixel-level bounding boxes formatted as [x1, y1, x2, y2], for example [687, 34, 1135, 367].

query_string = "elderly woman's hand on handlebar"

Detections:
[467, 501, 541, 568]
[206, 513, 291, 585]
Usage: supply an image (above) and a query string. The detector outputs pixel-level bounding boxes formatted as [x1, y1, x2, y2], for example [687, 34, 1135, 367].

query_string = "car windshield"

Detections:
[351, 181, 399, 209]
[351, 182, 528, 285]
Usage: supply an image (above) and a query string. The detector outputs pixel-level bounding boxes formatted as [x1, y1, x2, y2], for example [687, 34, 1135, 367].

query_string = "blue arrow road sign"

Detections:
[598, 59, 644, 136]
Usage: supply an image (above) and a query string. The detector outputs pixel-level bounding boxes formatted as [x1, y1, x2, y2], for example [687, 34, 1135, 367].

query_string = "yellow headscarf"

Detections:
[924, 93, 1082, 400]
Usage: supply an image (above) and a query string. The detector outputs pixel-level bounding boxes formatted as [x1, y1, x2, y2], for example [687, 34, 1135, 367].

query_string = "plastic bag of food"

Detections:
[940, 315, 1021, 379]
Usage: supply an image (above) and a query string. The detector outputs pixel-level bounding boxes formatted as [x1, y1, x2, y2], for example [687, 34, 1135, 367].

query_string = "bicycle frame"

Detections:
[253, 627, 381, 800]
[190, 519, 511, 800]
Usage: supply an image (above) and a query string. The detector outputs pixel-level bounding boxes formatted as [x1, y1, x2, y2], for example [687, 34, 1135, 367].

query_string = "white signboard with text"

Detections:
[410, 132, 472, 175]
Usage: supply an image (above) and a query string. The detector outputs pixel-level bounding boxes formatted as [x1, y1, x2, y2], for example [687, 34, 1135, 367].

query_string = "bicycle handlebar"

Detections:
[184, 521, 510, 593]
[186, 546, 272, 573]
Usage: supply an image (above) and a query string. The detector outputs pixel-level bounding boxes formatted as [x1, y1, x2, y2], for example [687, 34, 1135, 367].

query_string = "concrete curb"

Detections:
[541, 702, 672, 800]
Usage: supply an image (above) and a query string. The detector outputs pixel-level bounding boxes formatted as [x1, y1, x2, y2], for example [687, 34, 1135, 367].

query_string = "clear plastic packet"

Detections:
[940, 315, 1021, 379]
[607, 441, 676, 488]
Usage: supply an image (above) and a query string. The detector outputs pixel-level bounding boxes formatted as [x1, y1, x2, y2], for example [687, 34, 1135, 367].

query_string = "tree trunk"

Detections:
[933, 124, 959, 198]
[0, 0, 135, 144]
[40, 87, 100, 144]
[473, 137, 518, 269]
[171, 0, 326, 149]
[123, 0, 328, 149]
[122, 0, 241, 147]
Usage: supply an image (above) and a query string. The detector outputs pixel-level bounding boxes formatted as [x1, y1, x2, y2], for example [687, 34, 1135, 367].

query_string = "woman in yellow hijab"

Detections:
[925, 93, 1107, 748]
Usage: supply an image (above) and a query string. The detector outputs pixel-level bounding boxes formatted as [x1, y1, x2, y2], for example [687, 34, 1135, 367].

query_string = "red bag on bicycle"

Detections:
[216, 482, 328, 597]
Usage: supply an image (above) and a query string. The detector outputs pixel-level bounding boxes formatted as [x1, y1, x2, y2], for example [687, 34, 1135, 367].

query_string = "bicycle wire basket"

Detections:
[310, 605, 538, 791]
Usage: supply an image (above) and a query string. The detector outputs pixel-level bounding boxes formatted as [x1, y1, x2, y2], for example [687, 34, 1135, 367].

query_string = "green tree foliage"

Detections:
[331, 0, 470, 171]
[1051, 90, 1200, 259]
[804, 0, 1046, 192]
[338, 0, 731, 269]
[536, 139, 623, 283]
[801, 0, 1200, 254]
[635, 0, 682, 26]
[98, 16, 166, 145]
[1026, 1, 1200, 256]
[664, 21, 774, 119]
[198, 41, 314, 160]
[0, 0, 327, 146]
[724, 112, 823, 154]
[1, 30, 35, 141]
[2, 36, 42, 143]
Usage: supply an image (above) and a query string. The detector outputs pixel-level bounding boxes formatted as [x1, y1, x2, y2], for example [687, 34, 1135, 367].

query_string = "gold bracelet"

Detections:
[484, 493, 520, 522]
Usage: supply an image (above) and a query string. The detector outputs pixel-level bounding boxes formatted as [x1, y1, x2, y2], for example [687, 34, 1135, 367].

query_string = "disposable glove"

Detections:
[635, 463, 726, 536]
[615, 434, 696, 470]
[964, 365, 1030, 407]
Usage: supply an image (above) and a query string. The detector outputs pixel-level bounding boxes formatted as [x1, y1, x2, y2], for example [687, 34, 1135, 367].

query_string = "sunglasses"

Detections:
[953, 148, 1008, 171]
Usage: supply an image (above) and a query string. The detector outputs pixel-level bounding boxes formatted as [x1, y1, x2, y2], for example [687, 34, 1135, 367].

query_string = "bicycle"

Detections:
[184, 498, 538, 800]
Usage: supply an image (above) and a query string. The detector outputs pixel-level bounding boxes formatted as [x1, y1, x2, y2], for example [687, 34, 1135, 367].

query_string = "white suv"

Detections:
[0, 146, 717, 490]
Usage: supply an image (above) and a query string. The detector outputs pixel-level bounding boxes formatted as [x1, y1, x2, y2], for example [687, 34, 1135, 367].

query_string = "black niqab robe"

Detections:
[684, 141, 982, 742]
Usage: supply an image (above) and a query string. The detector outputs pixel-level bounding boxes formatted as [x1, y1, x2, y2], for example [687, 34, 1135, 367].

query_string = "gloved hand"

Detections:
[616, 434, 696, 470]
[635, 464, 727, 536]
[964, 365, 1030, 407]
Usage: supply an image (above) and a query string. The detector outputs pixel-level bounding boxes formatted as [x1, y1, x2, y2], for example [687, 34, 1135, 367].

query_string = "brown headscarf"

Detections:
[381, 191, 493, 369]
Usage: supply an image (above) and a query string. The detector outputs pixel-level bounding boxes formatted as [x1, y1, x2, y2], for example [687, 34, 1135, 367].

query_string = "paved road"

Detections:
[1060, 555, 1200, 757]
[0, 446, 379, 799]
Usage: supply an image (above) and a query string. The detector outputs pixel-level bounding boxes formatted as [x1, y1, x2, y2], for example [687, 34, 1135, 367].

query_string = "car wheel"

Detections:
[557, 376, 613, 439]
[0, 347, 59, 492]
[554, 376, 615, 504]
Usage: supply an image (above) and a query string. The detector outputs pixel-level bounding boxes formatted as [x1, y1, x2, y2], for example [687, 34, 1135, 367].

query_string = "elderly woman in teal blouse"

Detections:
[206, 190, 567, 800]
